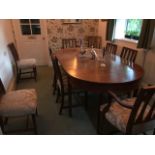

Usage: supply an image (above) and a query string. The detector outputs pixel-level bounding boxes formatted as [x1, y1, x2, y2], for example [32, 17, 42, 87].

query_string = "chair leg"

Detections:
[153, 129, 155, 135]
[31, 114, 37, 134]
[0, 116, 5, 134]
[56, 87, 61, 103]
[36, 108, 39, 116]
[33, 67, 37, 81]
[59, 95, 65, 115]
[68, 90, 72, 117]
[26, 115, 29, 129]
[4, 117, 8, 125]
[16, 69, 20, 83]
[53, 85, 57, 95]
[19, 69, 22, 81]
[53, 74, 57, 95]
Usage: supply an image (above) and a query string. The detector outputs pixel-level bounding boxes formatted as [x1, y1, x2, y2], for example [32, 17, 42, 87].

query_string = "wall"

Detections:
[47, 19, 99, 52]
[98, 20, 107, 47]
[0, 20, 15, 90]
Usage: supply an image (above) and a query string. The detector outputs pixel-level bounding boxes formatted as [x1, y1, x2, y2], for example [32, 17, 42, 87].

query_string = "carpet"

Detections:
[13, 66, 97, 135]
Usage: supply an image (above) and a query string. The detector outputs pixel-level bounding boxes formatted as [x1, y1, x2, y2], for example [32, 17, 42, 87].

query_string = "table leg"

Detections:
[68, 77, 72, 117]
[97, 93, 103, 134]
[84, 91, 88, 110]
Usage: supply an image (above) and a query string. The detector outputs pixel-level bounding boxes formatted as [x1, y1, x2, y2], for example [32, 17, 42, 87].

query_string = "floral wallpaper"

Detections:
[47, 19, 99, 52]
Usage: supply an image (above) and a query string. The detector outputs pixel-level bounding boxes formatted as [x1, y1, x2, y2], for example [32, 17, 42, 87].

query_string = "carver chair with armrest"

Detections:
[0, 78, 38, 134]
[8, 43, 37, 83]
[54, 57, 87, 117]
[86, 36, 102, 49]
[100, 85, 155, 134]
[120, 46, 138, 64]
[62, 38, 77, 49]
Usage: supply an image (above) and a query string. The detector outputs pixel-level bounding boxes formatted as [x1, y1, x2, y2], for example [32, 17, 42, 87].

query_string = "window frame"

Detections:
[19, 19, 41, 35]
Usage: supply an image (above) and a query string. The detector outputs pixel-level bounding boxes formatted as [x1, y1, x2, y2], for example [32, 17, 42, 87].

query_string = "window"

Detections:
[125, 19, 142, 40]
[114, 19, 143, 41]
[20, 19, 41, 35]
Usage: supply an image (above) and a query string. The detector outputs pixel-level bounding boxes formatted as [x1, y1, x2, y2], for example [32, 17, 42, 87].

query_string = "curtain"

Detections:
[106, 19, 116, 41]
[137, 19, 155, 49]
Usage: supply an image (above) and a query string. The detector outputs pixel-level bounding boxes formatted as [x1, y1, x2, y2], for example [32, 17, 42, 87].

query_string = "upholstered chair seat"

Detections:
[100, 98, 135, 133]
[17, 59, 36, 69]
[100, 97, 155, 133]
[0, 89, 37, 117]
[0, 78, 38, 134]
[8, 43, 37, 82]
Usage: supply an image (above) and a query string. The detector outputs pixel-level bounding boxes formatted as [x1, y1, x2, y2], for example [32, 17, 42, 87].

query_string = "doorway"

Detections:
[12, 19, 50, 66]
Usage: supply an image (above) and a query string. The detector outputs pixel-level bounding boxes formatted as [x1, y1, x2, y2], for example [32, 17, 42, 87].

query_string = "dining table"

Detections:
[55, 47, 144, 133]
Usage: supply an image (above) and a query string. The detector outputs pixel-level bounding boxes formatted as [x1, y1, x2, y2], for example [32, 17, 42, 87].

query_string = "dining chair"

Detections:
[8, 43, 37, 83]
[86, 36, 102, 49]
[0, 78, 38, 134]
[120, 47, 138, 63]
[49, 48, 57, 95]
[62, 38, 77, 49]
[49, 48, 68, 95]
[100, 85, 155, 134]
[105, 42, 117, 55]
[54, 57, 87, 117]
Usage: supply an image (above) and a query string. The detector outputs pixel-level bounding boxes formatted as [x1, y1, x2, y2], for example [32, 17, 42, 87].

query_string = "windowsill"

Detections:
[114, 38, 138, 44]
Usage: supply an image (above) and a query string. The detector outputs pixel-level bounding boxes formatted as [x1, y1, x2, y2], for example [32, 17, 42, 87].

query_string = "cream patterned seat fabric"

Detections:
[17, 59, 36, 69]
[100, 98, 136, 133]
[100, 97, 155, 133]
[0, 89, 37, 117]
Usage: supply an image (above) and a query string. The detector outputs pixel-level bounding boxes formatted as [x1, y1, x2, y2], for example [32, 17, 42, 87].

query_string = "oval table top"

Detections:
[55, 48, 144, 133]
[55, 48, 143, 84]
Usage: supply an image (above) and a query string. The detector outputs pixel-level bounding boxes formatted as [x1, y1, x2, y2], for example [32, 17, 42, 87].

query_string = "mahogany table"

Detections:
[55, 48, 144, 133]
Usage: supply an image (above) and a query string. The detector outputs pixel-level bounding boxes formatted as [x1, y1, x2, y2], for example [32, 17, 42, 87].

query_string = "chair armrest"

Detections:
[148, 84, 153, 86]
[108, 90, 134, 109]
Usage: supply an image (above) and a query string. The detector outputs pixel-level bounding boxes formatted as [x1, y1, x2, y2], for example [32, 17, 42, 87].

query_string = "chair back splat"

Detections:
[105, 42, 117, 55]
[8, 43, 19, 62]
[86, 36, 102, 49]
[54, 57, 65, 92]
[49, 48, 58, 95]
[120, 47, 137, 63]
[127, 85, 155, 133]
[100, 85, 155, 134]
[62, 38, 77, 49]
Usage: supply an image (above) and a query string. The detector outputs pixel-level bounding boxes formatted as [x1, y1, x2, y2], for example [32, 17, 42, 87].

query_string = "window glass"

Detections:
[31, 25, 41, 34]
[125, 19, 142, 40]
[20, 19, 29, 24]
[20, 19, 41, 35]
[21, 25, 31, 35]
[30, 19, 40, 24]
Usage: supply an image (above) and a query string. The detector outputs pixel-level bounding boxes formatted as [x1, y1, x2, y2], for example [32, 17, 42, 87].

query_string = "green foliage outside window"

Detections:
[125, 19, 143, 40]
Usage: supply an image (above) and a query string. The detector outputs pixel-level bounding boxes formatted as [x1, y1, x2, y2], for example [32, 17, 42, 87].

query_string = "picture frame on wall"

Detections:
[62, 19, 81, 24]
